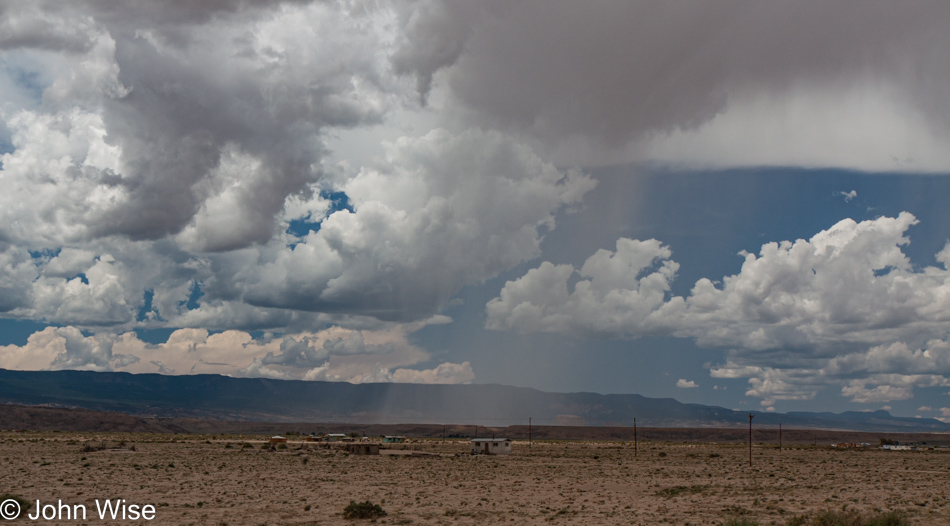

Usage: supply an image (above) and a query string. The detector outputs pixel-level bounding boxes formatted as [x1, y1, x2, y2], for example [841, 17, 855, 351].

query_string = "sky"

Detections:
[2, 0, 950, 420]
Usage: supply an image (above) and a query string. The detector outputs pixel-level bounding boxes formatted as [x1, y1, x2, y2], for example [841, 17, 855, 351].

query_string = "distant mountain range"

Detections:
[1, 368, 948, 433]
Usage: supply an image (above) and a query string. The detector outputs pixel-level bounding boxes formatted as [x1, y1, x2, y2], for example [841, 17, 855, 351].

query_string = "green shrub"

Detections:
[343, 500, 387, 520]
[724, 517, 760, 526]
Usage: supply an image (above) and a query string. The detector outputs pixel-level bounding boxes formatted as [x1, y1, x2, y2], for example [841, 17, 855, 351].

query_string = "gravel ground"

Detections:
[2, 432, 949, 525]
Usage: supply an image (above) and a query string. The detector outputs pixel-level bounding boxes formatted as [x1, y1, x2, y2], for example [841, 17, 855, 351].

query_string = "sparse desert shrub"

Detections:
[343, 500, 387, 520]
[785, 510, 909, 526]
[80, 441, 108, 452]
[658, 451, 667, 457]
[866, 511, 908, 526]
[724, 518, 760, 526]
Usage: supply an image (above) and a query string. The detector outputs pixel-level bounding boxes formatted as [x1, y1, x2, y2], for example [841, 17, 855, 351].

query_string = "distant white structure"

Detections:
[471, 438, 511, 455]
[882, 444, 914, 451]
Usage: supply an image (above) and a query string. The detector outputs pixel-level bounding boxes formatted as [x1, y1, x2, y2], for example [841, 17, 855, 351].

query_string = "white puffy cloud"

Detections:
[486, 238, 675, 335]
[0, 323, 474, 385]
[840, 375, 950, 404]
[0, 1, 399, 250]
[488, 213, 950, 404]
[0, 108, 126, 246]
[676, 379, 698, 389]
[238, 128, 593, 321]
[0, 2, 594, 333]
[0, 326, 135, 372]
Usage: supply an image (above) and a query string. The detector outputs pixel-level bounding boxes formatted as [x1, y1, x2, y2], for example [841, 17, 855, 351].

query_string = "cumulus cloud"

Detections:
[486, 238, 676, 336]
[1, 1, 397, 250]
[0, 2, 594, 332]
[676, 379, 698, 389]
[210, 127, 593, 323]
[0, 326, 134, 372]
[488, 213, 950, 404]
[0, 323, 474, 385]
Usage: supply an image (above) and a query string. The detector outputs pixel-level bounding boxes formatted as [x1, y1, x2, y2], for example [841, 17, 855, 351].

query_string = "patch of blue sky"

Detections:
[136, 289, 155, 322]
[180, 280, 204, 311]
[285, 190, 354, 238]
[29, 248, 62, 261]
[413, 167, 950, 411]
[0, 319, 57, 346]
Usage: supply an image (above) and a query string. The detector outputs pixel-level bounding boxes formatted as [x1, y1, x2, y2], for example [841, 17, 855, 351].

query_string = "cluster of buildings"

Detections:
[265, 433, 512, 455]
[880, 443, 947, 451]
[830, 442, 948, 451]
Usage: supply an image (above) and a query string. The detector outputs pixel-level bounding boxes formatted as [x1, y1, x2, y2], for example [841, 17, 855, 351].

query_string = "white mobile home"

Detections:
[471, 438, 511, 455]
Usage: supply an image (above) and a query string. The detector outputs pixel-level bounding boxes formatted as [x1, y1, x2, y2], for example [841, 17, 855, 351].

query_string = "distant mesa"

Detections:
[0, 368, 948, 433]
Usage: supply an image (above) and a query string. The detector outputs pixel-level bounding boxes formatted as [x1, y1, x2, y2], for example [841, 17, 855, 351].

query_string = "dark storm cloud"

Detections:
[394, 0, 950, 149]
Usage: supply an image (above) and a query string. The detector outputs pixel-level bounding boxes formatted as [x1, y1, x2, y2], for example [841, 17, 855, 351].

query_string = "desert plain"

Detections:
[2, 431, 949, 525]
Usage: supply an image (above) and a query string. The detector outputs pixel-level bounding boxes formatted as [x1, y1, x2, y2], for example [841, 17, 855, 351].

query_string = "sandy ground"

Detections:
[2, 432, 949, 525]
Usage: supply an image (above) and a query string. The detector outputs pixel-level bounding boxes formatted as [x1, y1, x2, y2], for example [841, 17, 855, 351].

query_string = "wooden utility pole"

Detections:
[442, 425, 446, 444]
[528, 417, 532, 448]
[779, 423, 782, 452]
[633, 418, 638, 459]
[748, 413, 754, 467]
